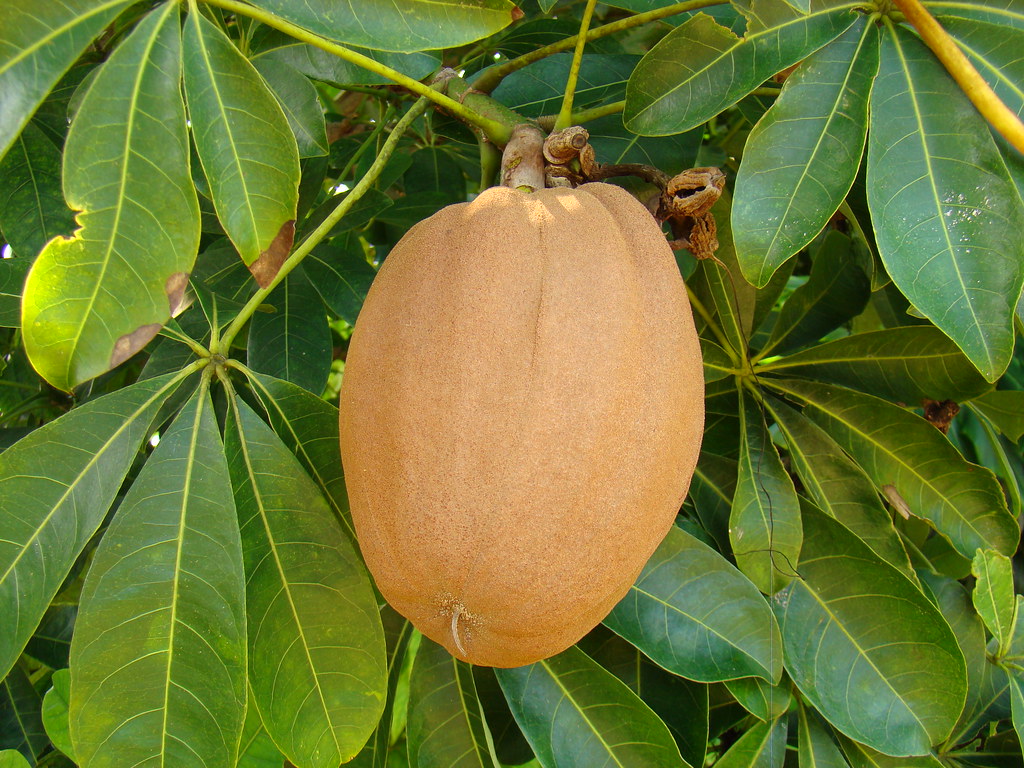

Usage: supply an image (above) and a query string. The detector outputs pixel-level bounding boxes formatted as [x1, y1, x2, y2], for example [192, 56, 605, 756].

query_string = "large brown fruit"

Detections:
[339, 182, 704, 667]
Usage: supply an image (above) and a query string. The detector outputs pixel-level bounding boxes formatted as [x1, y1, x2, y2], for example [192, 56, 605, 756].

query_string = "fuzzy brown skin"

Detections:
[339, 183, 704, 668]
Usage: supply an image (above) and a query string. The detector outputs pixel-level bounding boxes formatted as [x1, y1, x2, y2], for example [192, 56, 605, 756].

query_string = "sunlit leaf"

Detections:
[237, 687, 286, 768]
[867, 24, 1024, 381]
[0, 664, 46, 762]
[69, 387, 246, 767]
[733, 18, 877, 285]
[777, 504, 966, 755]
[758, 326, 993, 403]
[0, 750, 30, 768]
[0, 0, 133, 160]
[972, 549, 1017, 656]
[496, 646, 688, 768]
[40, 670, 72, 760]
[225, 397, 386, 767]
[184, 11, 299, 288]
[624, 3, 857, 136]
[21, 3, 199, 391]
[713, 716, 786, 768]
[0, 370, 188, 681]
[970, 390, 1024, 442]
[767, 378, 1018, 558]
[407, 637, 498, 768]
[605, 525, 782, 684]
[246, 0, 517, 53]
[730, 390, 802, 594]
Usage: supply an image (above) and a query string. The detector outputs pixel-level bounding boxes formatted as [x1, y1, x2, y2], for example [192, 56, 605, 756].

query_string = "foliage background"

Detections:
[1, 0, 1024, 766]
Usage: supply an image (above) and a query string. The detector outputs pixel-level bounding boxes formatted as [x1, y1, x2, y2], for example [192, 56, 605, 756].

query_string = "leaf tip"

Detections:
[249, 220, 295, 289]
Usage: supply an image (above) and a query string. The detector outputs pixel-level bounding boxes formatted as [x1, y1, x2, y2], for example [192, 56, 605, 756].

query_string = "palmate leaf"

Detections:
[495, 646, 688, 768]
[733, 18, 877, 286]
[247, 0, 517, 53]
[68, 387, 246, 768]
[867, 23, 1024, 381]
[407, 637, 498, 768]
[767, 378, 1018, 559]
[225, 396, 386, 768]
[183, 11, 299, 288]
[604, 525, 782, 684]
[0, 0, 133, 161]
[0, 664, 46, 762]
[777, 504, 966, 756]
[0, 369, 190, 682]
[730, 389, 802, 594]
[21, 2, 199, 391]
[758, 325, 993, 403]
[623, 0, 858, 136]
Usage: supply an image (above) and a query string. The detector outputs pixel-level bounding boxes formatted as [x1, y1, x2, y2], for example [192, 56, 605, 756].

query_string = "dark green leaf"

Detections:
[766, 398, 911, 575]
[258, 43, 439, 86]
[0, 0, 133, 160]
[237, 687, 286, 768]
[225, 397, 386, 767]
[760, 231, 870, 357]
[768, 377, 1018, 558]
[496, 646, 688, 768]
[247, 267, 332, 395]
[407, 637, 497, 768]
[184, 11, 299, 286]
[68, 387, 246, 767]
[41, 669, 72, 760]
[23, 601, 76, 670]
[867, 24, 1024, 381]
[970, 391, 1024, 442]
[924, 0, 1024, 30]
[0, 664, 46, 761]
[730, 390, 802, 594]
[943, 18, 1024, 119]
[305, 239, 376, 326]
[605, 525, 783, 683]
[300, 189, 393, 242]
[778, 504, 966, 756]
[252, 59, 328, 158]
[624, 4, 857, 136]
[702, 338, 735, 383]
[246, 0, 516, 53]
[733, 18, 877, 285]
[493, 53, 638, 118]
[759, 326, 993, 404]
[689, 452, 737, 550]
[21, 3, 199, 390]
[0, 258, 29, 328]
[585, 115, 702, 176]
[835, 733, 944, 767]
[0, 370, 187, 681]
[972, 550, 1016, 655]
[798, 703, 849, 768]
[723, 676, 791, 722]
[713, 716, 786, 768]
[0, 121, 73, 260]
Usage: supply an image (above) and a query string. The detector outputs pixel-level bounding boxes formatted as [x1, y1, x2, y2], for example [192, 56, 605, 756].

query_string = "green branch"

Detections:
[554, 0, 599, 133]
[472, 0, 725, 94]
[538, 99, 624, 130]
[217, 95, 432, 352]
[197, 0, 513, 144]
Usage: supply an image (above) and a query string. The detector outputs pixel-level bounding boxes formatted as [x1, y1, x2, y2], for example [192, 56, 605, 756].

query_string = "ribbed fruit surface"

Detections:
[339, 182, 704, 667]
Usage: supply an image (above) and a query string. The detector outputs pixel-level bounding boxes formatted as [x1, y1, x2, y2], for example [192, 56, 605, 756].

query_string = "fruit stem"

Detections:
[501, 124, 547, 191]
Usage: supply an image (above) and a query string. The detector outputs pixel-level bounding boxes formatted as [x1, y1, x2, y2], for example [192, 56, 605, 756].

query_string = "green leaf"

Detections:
[702, 338, 735, 383]
[238, 687, 286, 768]
[0, 121, 73, 260]
[247, 0, 516, 53]
[68, 387, 247, 767]
[585, 115, 703, 176]
[972, 549, 1017, 656]
[970, 391, 1024, 442]
[758, 326, 993, 403]
[304, 240, 377, 326]
[623, 3, 857, 136]
[0, 370, 187, 681]
[492, 53, 638, 118]
[759, 231, 870, 357]
[766, 398, 911, 575]
[0, 0, 134, 160]
[733, 18, 877, 285]
[225, 396, 386, 767]
[834, 733, 944, 767]
[21, 3, 199, 391]
[0, 750, 30, 768]
[723, 676, 791, 722]
[407, 637, 498, 768]
[777, 504, 966, 756]
[924, 0, 1024, 30]
[713, 716, 787, 768]
[0, 258, 29, 328]
[943, 18, 1024, 117]
[0, 664, 46, 761]
[768, 377, 1018, 558]
[730, 390, 802, 594]
[252, 59, 328, 158]
[604, 525, 782, 684]
[40, 670, 72, 760]
[247, 267, 331, 395]
[798, 703, 849, 768]
[183, 11, 299, 288]
[257, 43, 439, 87]
[867, 24, 1024, 381]
[495, 646, 688, 768]
[689, 452, 737, 550]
